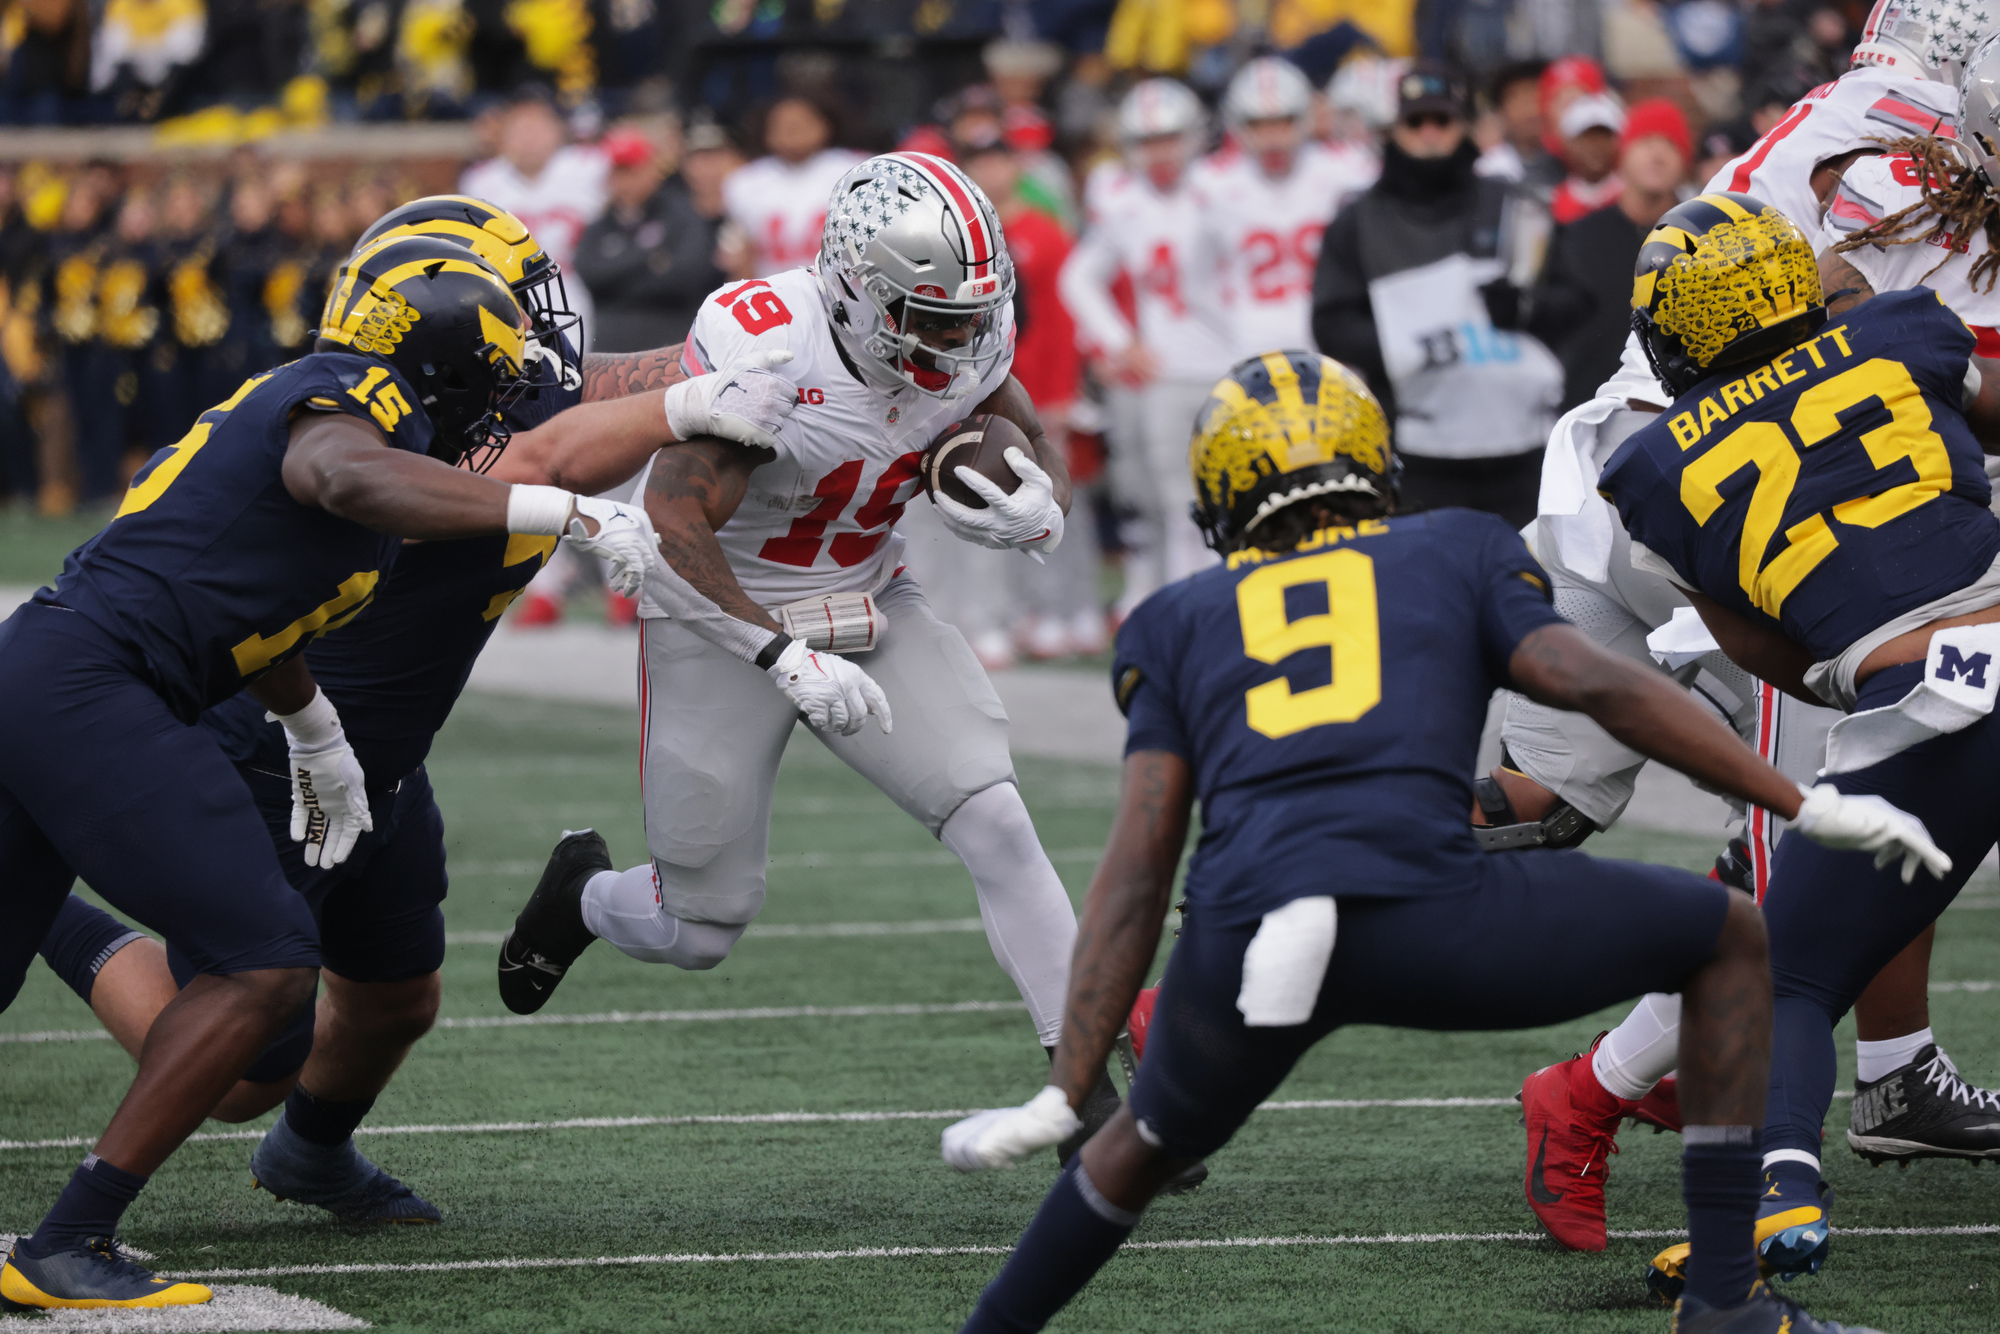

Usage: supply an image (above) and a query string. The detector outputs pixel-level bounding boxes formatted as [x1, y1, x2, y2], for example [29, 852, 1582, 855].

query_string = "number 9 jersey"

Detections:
[1598, 289, 2000, 665]
[1111, 509, 1564, 925]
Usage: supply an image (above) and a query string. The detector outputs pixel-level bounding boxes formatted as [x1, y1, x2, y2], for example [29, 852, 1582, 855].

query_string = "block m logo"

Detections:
[1935, 646, 1992, 689]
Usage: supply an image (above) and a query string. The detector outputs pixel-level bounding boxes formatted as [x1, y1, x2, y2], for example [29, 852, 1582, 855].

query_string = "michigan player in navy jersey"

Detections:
[940, 351, 1944, 1334]
[1598, 192, 2000, 1293]
[0, 232, 802, 1309]
[20, 200, 811, 1238]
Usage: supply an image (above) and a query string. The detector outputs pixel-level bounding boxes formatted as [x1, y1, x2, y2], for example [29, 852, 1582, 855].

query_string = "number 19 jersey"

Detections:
[1112, 509, 1564, 923]
[1599, 290, 2000, 663]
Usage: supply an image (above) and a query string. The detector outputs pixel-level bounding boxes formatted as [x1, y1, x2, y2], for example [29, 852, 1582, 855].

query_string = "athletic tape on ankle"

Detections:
[1762, 1148, 1821, 1171]
[1683, 1125, 1756, 1146]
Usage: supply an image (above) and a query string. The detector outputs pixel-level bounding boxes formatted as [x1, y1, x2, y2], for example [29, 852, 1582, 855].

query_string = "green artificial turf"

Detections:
[3, 694, 1998, 1332]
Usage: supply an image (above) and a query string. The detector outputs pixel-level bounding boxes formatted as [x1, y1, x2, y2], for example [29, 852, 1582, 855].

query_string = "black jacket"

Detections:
[573, 177, 725, 353]
[1526, 201, 1645, 411]
[1310, 139, 1509, 418]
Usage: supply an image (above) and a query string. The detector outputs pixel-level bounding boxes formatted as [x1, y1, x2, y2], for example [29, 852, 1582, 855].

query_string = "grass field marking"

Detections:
[448, 848, 1106, 878]
[440, 917, 989, 946]
[159, 1224, 2000, 1283]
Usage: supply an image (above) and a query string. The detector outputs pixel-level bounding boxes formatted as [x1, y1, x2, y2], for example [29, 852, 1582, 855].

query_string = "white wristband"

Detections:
[272, 687, 342, 749]
[507, 484, 576, 536]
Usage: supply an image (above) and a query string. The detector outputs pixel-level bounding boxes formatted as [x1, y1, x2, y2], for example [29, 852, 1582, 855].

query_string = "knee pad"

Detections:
[650, 853, 766, 931]
[656, 917, 748, 971]
[940, 782, 1040, 864]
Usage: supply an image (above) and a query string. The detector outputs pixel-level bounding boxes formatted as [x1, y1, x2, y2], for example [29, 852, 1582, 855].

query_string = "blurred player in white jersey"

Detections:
[498, 153, 1121, 1137]
[1510, 0, 2000, 1260]
[1194, 56, 1377, 361]
[1059, 79, 1232, 617]
[722, 96, 865, 278]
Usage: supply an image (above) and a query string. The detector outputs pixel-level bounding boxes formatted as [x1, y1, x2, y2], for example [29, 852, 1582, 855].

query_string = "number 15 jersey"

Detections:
[1112, 510, 1563, 924]
[1598, 289, 2000, 664]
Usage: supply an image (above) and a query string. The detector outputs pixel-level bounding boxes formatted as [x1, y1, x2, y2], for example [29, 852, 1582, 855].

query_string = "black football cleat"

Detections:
[1, 1236, 210, 1310]
[250, 1115, 441, 1224]
[498, 828, 609, 1015]
[1673, 1282, 1884, 1333]
[1848, 1044, 2000, 1164]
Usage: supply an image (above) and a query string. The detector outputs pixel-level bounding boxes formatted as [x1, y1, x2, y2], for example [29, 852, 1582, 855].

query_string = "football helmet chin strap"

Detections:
[1472, 772, 1597, 852]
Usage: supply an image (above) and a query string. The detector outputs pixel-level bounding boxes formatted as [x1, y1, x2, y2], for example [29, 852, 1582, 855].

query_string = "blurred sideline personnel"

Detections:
[939, 350, 1941, 1334]
[1610, 190, 2000, 1289]
[1194, 56, 1376, 362]
[496, 154, 1117, 1144]
[1060, 79, 1233, 619]
[1312, 63, 1561, 530]
[1507, 1, 2000, 1257]
[0, 235, 675, 1310]
[30, 196, 802, 1230]
[722, 95, 864, 277]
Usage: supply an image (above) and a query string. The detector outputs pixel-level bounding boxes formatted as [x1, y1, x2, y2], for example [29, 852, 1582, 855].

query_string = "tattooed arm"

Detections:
[488, 390, 685, 493]
[1049, 750, 1191, 1108]
[972, 374, 1073, 513]
[579, 343, 687, 402]
[1508, 621, 1804, 818]
[641, 434, 783, 635]
[1817, 247, 1875, 319]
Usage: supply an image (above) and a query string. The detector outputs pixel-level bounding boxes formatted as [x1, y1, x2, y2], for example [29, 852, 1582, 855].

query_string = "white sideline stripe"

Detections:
[163, 1225, 2000, 1281]
[441, 917, 988, 946]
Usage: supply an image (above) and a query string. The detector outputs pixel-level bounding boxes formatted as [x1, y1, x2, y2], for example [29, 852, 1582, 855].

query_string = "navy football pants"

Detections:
[1761, 660, 2000, 1160]
[0, 603, 320, 1012]
[1127, 849, 1731, 1159]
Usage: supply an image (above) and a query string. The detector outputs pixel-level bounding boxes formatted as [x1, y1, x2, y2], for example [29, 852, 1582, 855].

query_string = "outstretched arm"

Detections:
[641, 435, 782, 634]
[579, 344, 687, 401]
[973, 374, 1072, 514]
[283, 411, 518, 538]
[488, 391, 685, 494]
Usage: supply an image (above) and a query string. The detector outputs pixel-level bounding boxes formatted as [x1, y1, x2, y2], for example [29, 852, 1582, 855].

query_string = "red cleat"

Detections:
[1629, 1073, 1681, 1134]
[1128, 987, 1159, 1060]
[512, 593, 563, 627]
[1520, 1040, 1631, 1251]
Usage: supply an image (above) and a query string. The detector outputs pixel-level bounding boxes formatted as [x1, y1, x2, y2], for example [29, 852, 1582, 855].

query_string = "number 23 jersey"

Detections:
[1112, 510, 1564, 924]
[1598, 290, 2000, 663]
[645, 265, 1015, 609]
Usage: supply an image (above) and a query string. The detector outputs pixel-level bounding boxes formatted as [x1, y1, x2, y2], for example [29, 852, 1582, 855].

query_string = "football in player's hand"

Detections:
[922, 414, 1029, 510]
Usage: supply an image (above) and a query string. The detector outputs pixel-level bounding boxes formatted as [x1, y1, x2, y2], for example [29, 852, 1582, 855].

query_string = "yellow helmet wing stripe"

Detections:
[478, 302, 526, 372]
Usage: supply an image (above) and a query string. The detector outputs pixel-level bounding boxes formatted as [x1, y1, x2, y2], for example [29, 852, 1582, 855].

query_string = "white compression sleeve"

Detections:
[580, 865, 747, 970]
[939, 783, 1077, 1047]
[1592, 991, 1683, 1101]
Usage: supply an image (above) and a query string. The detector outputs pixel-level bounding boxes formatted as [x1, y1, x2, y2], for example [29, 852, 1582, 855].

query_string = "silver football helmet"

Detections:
[817, 152, 1015, 401]
[1117, 77, 1205, 143]
[1222, 57, 1313, 129]
[1853, 0, 2000, 82]
[1960, 31, 2000, 182]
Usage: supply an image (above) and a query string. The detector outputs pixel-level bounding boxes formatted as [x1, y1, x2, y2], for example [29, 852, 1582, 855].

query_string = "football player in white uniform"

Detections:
[1193, 56, 1377, 361]
[1059, 79, 1233, 617]
[1509, 0, 2000, 1262]
[722, 97, 865, 277]
[497, 153, 1114, 1131]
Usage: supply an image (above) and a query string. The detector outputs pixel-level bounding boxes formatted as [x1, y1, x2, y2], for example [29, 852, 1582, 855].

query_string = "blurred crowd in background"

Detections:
[0, 0, 1878, 661]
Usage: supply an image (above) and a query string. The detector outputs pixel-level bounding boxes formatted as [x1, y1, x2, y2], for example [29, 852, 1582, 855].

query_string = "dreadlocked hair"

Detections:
[1831, 135, 2000, 294]
[1244, 492, 1393, 554]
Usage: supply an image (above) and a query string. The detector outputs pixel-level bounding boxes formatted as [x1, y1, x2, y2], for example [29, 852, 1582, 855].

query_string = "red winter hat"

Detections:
[1620, 97, 1692, 166]
[602, 129, 655, 169]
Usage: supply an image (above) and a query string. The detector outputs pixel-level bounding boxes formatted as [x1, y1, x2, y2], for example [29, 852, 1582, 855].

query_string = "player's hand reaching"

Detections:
[935, 447, 1065, 554]
[766, 639, 893, 737]
[942, 1086, 1082, 1171]
[662, 349, 797, 450]
[564, 496, 660, 598]
[271, 688, 373, 868]
[1792, 783, 1953, 884]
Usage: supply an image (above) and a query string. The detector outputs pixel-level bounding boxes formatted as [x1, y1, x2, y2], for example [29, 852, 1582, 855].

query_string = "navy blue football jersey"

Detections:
[1600, 289, 2000, 661]
[1113, 509, 1564, 923]
[42, 353, 431, 721]
[202, 532, 555, 781]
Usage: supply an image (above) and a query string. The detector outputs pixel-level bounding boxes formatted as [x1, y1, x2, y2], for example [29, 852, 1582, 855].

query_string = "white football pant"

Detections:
[1106, 379, 1218, 617]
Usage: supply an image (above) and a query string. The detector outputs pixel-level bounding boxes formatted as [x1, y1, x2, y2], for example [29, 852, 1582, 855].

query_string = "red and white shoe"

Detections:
[1520, 1037, 1632, 1251]
[512, 593, 564, 628]
[1127, 987, 1160, 1060]
[1631, 1073, 1683, 1135]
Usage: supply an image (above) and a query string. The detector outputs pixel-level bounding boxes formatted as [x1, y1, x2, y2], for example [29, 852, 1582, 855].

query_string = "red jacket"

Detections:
[1000, 206, 1080, 412]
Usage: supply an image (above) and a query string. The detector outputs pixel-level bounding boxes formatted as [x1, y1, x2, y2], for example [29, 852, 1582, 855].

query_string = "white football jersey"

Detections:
[1192, 142, 1377, 359]
[722, 149, 866, 277]
[637, 266, 1016, 611]
[460, 146, 609, 345]
[1058, 162, 1232, 382]
[1820, 151, 2000, 353]
[1700, 65, 1956, 241]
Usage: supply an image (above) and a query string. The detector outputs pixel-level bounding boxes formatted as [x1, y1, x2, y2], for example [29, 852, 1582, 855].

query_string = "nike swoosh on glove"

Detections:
[766, 639, 893, 737]
[663, 349, 797, 450]
[273, 690, 373, 869]
[565, 496, 660, 598]
[1792, 782, 1953, 884]
[942, 1086, 1082, 1171]
[934, 446, 1065, 553]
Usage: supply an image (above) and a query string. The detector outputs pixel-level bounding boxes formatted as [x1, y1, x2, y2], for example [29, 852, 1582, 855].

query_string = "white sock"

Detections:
[1855, 1027, 1934, 1083]
[1591, 992, 1683, 1101]
[580, 864, 746, 970]
[940, 783, 1077, 1046]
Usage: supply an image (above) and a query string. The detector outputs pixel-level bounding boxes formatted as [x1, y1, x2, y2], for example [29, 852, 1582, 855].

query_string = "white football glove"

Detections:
[942, 1085, 1082, 1172]
[766, 638, 893, 737]
[272, 688, 373, 869]
[934, 446, 1065, 554]
[1792, 783, 1953, 884]
[663, 349, 797, 450]
[565, 496, 659, 599]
